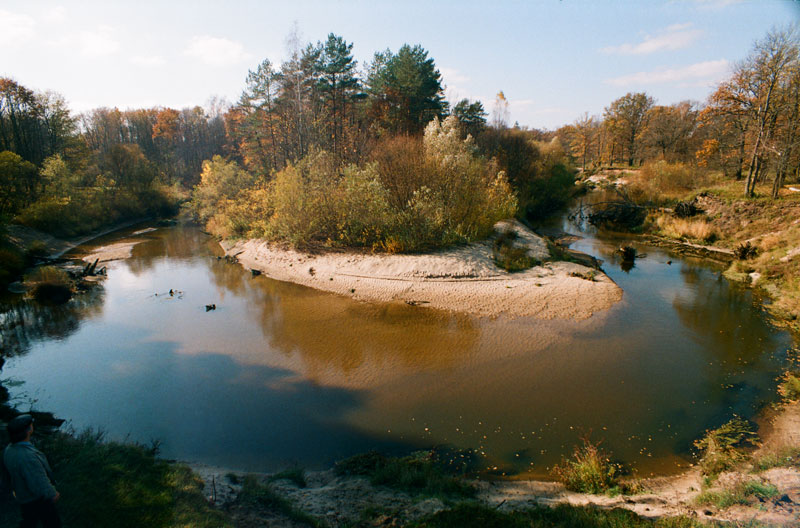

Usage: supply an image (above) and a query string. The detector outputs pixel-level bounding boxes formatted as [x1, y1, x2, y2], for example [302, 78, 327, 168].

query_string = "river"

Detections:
[0, 210, 795, 478]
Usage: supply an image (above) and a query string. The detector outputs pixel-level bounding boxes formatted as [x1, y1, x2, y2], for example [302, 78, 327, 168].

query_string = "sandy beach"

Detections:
[222, 220, 623, 320]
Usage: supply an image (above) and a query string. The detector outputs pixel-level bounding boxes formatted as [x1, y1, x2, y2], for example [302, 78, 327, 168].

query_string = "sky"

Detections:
[1, 0, 798, 130]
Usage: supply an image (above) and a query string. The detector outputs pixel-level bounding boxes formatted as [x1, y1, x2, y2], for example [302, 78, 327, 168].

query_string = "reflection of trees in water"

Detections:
[671, 264, 788, 418]
[673, 265, 781, 362]
[120, 225, 219, 277]
[206, 255, 481, 379]
[0, 287, 105, 359]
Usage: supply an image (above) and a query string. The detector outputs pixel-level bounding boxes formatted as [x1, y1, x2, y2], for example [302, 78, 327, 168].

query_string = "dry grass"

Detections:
[627, 162, 712, 205]
[654, 214, 717, 243]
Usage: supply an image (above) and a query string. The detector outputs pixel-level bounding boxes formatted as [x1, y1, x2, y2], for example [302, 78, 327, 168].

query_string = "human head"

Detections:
[6, 414, 34, 443]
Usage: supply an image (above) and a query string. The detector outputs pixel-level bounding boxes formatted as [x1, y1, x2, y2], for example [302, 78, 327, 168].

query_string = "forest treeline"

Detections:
[557, 27, 800, 199]
[1, 27, 798, 261]
[0, 78, 227, 235]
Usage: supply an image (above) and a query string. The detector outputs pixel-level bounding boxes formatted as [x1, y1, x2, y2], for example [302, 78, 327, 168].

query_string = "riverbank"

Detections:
[5, 217, 155, 260]
[644, 191, 800, 331]
[222, 220, 622, 320]
[586, 169, 800, 331]
[186, 400, 800, 527]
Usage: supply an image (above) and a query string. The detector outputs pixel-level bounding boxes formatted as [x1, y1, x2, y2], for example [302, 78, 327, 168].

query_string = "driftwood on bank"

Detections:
[82, 258, 99, 276]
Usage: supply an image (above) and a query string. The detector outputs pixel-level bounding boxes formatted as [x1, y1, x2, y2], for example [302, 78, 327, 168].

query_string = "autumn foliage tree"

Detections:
[604, 92, 655, 166]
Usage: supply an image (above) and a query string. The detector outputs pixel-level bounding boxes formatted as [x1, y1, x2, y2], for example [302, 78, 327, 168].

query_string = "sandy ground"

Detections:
[223, 220, 623, 320]
[79, 227, 158, 263]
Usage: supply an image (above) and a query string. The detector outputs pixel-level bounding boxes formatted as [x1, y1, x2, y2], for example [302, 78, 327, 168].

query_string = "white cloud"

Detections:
[44, 6, 67, 23]
[184, 36, 251, 65]
[602, 23, 703, 55]
[131, 55, 166, 67]
[0, 9, 36, 46]
[79, 25, 120, 57]
[604, 59, 730, 87]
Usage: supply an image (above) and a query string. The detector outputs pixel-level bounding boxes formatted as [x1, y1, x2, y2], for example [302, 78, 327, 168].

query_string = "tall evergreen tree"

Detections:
[367, 44, 446, 135]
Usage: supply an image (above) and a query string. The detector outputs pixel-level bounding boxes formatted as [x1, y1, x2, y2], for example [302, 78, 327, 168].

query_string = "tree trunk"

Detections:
[772, 167, 785, 199]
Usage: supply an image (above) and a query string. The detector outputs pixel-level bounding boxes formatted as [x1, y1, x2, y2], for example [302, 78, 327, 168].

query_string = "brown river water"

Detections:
[0, 212, 796, 478]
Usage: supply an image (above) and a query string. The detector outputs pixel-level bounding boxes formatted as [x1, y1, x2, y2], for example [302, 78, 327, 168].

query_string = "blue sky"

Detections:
[1, 0, 798, 129]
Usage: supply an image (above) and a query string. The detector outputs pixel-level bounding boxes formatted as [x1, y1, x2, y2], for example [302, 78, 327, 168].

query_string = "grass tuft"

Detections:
[695, 478, 779, 509]
[551, 438, 625, 494]
[492, 229, 539, 272]
[752, 445, 800, 470]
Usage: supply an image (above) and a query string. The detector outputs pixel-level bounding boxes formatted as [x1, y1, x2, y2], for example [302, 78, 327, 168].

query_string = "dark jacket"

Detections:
[2, 442, 57, 504]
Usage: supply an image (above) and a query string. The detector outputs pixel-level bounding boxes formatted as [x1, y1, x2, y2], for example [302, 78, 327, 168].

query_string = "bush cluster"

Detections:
[628, 161, 706, 205]
[193, 116, 517, 252]
[17, 185, 179, 238]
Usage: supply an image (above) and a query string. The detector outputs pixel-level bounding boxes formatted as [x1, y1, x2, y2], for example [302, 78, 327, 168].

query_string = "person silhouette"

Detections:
[2, 415, 61, 528]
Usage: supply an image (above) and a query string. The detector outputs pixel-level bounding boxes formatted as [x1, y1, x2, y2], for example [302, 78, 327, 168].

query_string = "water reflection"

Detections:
[0, 287, 104, 357]
[205, 253, 480, 385]
[1, 222, 795, 476]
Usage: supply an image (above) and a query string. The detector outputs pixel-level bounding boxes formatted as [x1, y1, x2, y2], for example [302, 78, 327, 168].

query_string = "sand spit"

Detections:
[222, 220, 622, 320]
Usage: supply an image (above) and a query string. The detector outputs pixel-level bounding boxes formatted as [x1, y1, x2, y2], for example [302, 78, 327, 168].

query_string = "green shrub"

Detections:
[18, 184, 178, 238]
[551, 438, 621, 494]
[37, 430, 232, 528]
[693, 417, 759, 476]
[475, 128, 575, 221]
